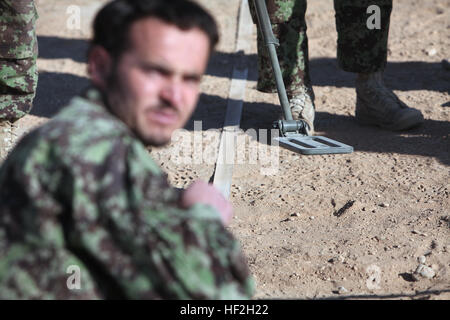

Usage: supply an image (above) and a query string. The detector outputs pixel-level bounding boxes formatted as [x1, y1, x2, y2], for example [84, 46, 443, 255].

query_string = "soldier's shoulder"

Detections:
[55, 90, 128, 134]
[37, 89, 128, 143]
[7, 89, 132, 167]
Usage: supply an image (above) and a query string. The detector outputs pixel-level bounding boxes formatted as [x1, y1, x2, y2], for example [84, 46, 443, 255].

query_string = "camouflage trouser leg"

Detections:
[334, 0, 392, 73]
[0, 0, 39, 121]
[250, 0, 310, 95]
[0, 57, 38, 121]
[250, 0, 392, 94]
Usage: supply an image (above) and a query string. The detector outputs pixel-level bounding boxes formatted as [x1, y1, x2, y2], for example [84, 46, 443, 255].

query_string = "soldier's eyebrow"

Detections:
[139, 61, 203, 82]
[183, 71, 203, 82]
[139, 61, 171, 74]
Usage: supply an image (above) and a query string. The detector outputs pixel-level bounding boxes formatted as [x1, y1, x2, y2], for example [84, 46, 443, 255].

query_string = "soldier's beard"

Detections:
[103, 70, 173, 147]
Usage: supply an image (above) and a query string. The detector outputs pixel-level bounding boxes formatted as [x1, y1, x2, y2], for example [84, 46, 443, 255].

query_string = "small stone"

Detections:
[415, 264, 436, 279]
[379, 203, 389, 208]
[418, 256, 426, 264]
[427, 48, 437, 56]
[419, 266, 436, 279]
[337, 286, 348, 294]
[412, 230, 428, 237]
[291, 212, 300, 217]
[431, 240, 438, 250]
[309, 216, 315, 220]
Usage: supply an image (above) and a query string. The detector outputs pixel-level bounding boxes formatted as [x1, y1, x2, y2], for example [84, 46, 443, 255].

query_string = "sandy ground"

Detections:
[9, 0, 450, 299]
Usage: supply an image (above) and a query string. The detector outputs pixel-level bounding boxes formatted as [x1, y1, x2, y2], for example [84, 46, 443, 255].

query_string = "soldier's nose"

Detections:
[160, 80, 183, 109]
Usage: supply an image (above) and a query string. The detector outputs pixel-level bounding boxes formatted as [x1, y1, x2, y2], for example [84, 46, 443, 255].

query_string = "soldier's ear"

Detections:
[88, 45, 112, 89]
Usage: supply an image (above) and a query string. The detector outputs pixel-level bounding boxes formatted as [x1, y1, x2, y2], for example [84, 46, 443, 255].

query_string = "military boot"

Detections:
[355, 72, 424, 130]
[0, 120, 14, 161]
[288, 85, 315, 135]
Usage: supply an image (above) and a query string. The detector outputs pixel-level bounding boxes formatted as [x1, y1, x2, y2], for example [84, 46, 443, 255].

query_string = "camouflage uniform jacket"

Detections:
[0, 87, 255, 299]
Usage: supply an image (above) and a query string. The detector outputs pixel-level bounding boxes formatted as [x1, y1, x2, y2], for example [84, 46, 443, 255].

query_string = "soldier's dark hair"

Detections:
[90, 0, 219, 59]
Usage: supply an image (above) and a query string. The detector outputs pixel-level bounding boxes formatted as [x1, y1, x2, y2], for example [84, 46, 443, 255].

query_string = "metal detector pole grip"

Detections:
[253, 0, 292, 120]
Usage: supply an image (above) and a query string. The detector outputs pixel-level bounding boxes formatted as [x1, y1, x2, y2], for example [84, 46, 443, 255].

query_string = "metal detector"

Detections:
[253, 0, 353, 155]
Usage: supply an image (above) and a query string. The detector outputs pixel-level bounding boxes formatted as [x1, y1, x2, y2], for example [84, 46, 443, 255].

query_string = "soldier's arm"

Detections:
[63, 138, 254, 299]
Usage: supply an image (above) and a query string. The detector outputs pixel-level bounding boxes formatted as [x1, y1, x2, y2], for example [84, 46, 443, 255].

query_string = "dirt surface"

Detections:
[11, 0, 450, 299]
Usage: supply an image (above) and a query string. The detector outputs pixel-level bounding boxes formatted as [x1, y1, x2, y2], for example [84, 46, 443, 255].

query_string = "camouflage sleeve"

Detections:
[0, 117, 254, 299]
[67, 138, 255, 299]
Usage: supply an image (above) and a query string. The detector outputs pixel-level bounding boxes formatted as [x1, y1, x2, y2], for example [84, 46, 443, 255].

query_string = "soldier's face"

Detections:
[104, 18, 210, 146]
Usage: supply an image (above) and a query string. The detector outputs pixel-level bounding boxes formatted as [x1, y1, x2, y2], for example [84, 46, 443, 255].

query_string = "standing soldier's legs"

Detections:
[334, 0, 423, 130]
[0, 0, 38, 159]
[250, 0, 315, 134]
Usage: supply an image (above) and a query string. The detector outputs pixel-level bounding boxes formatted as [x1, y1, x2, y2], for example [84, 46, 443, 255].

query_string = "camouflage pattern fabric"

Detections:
[334, 0, 392, 73]
[249, 0, 392, 94]
[0, 0, 39, 121]
[0, 87, 255, 299]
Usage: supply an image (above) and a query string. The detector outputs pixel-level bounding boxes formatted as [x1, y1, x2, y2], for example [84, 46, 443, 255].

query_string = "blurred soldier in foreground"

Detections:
[0, 0, 39, 159]
[0, 0, 254, 299]
[250, 0, 424, 134]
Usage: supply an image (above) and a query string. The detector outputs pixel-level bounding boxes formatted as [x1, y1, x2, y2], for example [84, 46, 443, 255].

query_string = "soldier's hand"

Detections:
[179, 180, 233, 226]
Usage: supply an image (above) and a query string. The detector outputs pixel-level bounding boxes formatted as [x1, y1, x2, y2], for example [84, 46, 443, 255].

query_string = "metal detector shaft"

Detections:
[253, 0, 292, 120]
